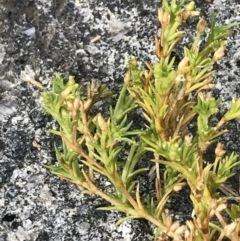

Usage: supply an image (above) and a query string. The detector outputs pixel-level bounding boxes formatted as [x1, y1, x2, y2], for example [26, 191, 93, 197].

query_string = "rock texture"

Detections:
[0, 0, 240, 240]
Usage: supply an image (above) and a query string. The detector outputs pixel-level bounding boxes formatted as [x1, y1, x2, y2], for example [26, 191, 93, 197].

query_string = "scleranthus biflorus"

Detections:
[39, 0, 240, 240]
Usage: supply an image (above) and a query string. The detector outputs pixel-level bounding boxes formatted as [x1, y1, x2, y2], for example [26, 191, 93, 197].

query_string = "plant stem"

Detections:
[61, 134, 105, 172]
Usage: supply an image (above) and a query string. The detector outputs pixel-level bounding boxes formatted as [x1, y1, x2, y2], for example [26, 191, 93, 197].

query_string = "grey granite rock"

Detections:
[0, 0, 240, 240]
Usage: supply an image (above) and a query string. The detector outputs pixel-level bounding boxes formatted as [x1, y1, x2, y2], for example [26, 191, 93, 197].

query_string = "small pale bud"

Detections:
[60, 108, 69, 118]
[175, 225, 186, 235]
[158, 8, 170, 25]
[224, 222, 237, 236]
[210, 199, 217, 210]
[85, 135, 91, 144]
[184, 134, 193, 145]
[216, 203, 227, 212]
[166, 215, 173, 227]
[175, 14, 183, 23]
[175, 74, 185, 83]
[200, 83, 216, 91]
[178, 57, 189, 69]
[215, 143, 226, 158]
[172, 4, 178, 13]
[185, 1, 195, 11]
[198, 92, 212, 102]
[213, 46, 225, 61]
[184, 229, 190, 238]
[130, 56, 138, 66]
[83, 99, 93, 111]
[68, 76, 76, 85]
[66, 101, 74, 111]
[197, 18, 207, 33]
[158, 8, 164, 23]
[173, 234, 182, 241]
[144, 70, 150, 79]
[170, 222, 180, 231]
[182, 11, 191, 21]
[124, 70, 131, 84]
[98, 115, 108, 131]
[61, 85, 73, 98]
[186, 220, 194, 230]
[90, 79, 100, 93]
[190, 11, 200, 17]
[93, 133, 99, 141]
[209, 209, 215, 218]
[173, 184, 184, 192]
[73, 95, 81, 111]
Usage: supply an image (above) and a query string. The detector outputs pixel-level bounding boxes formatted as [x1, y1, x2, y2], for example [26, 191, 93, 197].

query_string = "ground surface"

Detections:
[0, 0, 240, 240]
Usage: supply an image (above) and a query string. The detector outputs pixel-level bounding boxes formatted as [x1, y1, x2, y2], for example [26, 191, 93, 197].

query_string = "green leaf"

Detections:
[226, 204, 240, 220]
[45, 165, 77, 181]
[52, 73, 66, 94]
[79, 159, 106, 176]
[127, 181, 138, 193]
[126, 168, 149, 183]
[116, 215, 140, 226]
[72, 159, 83, 179]
[145, 195, 155, 216]
[224, 98, 240, 121]
[207, 12, 240, 46]
[158, 159, 196, 187]
[108, 146, 122, 161]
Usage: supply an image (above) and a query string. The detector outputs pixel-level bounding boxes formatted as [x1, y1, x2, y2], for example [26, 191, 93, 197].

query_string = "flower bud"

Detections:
[175, 225, 186, 235]
[83, 99, 93, 111]
[98, 115, 108, 131]
[130, 56, 138, 67]
[172, 4, 178, 14]
[170, 222, 180, 231]
[210, 199, 218, 210]
[124, 70, 131, 84]
[166, 215, 173, 227]
[68, 76, 76, 85]
[200, 83, 216, 91]
[175, 74, 185, 83]
[144, 70, 150, 79]
[197, 18, 207, 33]
[60, 108, 70, 118]
[213, 46, 225, 61]
[184, 133, 193, 145]
[173, 184, 184, 192]
[190, 11, 200, 17]
[224, 222, 237, 236]
[178, 57, 189, 69]
[199, 92, 212, 102]
[184, 229, 190, 238]
[73, 95, 81, 111]
[215, 143, 226, 158]
[61, 85, 73, 98]
[209, 209, 215, 218]
[90, 79, 100, 93]
[85, 135, 91, 144]
[66, 101, 73, 111]
[158, 8, 170, 25]
[216, 203, 227, 212]
[173, 234, 181, 241]
[182, 11, 191, 21]
[185, 1, 195, 11]
[93, 133, 99, 141]
[175, 14, 183, 23]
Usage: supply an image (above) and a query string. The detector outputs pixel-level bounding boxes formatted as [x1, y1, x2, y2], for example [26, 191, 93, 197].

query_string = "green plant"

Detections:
[40, 0, 240, 240]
